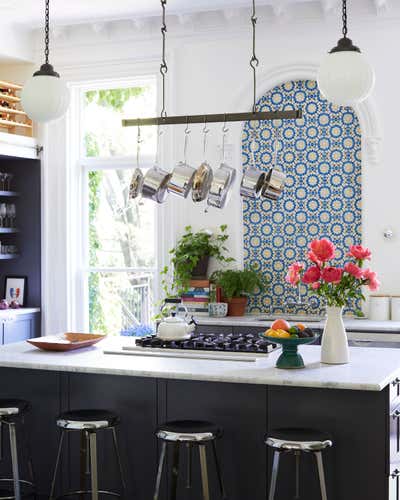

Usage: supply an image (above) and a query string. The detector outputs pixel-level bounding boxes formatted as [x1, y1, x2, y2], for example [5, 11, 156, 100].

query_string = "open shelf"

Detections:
[0, 191, 20, 197]
[0, 228, 18, 234]
[0, 254, 19, 260]
[0, 93, 20, 104]
[0, 106, 28, 117]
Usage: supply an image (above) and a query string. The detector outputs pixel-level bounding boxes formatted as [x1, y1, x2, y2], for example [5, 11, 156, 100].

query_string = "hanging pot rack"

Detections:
[122, 0, 302, 129]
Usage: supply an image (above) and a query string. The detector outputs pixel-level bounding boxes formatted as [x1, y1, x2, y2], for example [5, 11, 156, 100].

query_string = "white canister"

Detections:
[391, 297, 400, 321]
[369, 295, 390, 321]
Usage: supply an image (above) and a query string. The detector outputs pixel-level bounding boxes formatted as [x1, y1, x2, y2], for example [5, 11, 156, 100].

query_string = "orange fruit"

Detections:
[276, 329, 291, 338]
[296, 323, 306, 331]
[271, 319, 291, 331]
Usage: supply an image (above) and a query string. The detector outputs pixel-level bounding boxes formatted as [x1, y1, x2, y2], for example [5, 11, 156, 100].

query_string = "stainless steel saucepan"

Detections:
[240, 129, 266, 199]
[208, 124, 236, 209]
[261, 126, 286, 201]
[192, 123, 213, 202]
[168, 124, 196, 198]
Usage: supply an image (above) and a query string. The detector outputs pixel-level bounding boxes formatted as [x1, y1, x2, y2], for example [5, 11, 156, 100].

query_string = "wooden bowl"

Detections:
[27, 333, 106, 352]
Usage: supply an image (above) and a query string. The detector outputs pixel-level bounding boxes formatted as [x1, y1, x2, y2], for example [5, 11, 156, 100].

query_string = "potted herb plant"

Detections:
[161, 225, 235, 298]
[210, 268, 266, 316]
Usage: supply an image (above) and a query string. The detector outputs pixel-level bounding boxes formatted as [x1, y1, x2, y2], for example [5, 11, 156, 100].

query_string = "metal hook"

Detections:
[136, 121, 142, 169]
[184, 116, 191, 135]
[183, 118, 191, 164]
[202, 117, 209, 159]
[221, 115, 229, 163]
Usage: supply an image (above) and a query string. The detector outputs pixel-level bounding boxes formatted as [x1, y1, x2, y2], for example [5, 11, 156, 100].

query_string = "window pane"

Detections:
[83, 84, 156, 158]
[89, 272, 153, 334]
[88, 169, 156, 269]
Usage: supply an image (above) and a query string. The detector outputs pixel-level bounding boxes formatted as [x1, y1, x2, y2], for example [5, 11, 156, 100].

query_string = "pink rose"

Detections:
[363, 268, 380, 292]
[309, 238, 336, 262]
[344, 262, 363, 279]
[285, 262, 304, 286]
[307, 250, 322, 267]
[311, 282, 321, 290]
[348, 245, 372, 261]
[302, 266, 321, 284]
[321, 266, 343, 284]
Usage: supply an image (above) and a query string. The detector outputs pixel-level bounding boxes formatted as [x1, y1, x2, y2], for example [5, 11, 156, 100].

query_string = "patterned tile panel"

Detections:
[242, 80, 362, 314]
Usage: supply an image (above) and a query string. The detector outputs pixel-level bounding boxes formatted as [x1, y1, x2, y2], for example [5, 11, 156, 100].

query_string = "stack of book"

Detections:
[179, 279, 210, 316]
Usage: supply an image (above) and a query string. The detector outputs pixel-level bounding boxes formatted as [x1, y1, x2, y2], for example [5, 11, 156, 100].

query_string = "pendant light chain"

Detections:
[45, 0, 50, 65]
[160, 0, 168, 118]
[342, 0, 348, 38]
[250, 0, 259, 113]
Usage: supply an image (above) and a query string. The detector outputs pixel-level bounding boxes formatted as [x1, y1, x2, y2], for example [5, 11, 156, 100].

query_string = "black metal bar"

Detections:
[122, 109, 302, 127]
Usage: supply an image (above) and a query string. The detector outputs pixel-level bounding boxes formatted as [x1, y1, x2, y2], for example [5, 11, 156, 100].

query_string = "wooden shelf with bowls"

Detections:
[0, 80, 33, 138]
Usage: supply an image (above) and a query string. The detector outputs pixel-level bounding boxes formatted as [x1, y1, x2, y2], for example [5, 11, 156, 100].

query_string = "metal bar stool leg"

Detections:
[314, 451, 328, 500]
[211, 441, 227, 499]
[89, 431, 99, 500]
[21, 416, 35, 489]
[0, 421, 3, 461]
[9, 422, 21, 500]
[268, 451, 280, 500]
[169, 442, 180, 500]
[199, 444, 210, 500]
[50, 430, 65, 500]
[295, 451, 300, 499]
[186, 443, 192, 489]
[111, 428, 126, 495]
[153, 441, 167, 500]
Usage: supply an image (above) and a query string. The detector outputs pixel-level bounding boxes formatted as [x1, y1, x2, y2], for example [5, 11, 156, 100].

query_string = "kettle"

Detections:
[157, 312, 196, 341]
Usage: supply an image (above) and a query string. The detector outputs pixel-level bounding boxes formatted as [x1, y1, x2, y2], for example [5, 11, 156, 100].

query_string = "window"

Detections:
[74, 77, 159, 334]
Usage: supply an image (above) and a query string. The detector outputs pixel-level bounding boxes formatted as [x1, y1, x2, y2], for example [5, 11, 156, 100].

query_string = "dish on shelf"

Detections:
[27, 333, 106, 352]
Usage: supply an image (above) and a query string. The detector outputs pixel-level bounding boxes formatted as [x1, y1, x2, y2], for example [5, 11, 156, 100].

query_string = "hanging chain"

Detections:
[160, 0, 168, 117]
[342, 0, 348, 38]
[272, 124, 280, 168]
[183, 118, 191, 164]
[136, 123, 142, 169]
[249, 0, 259, 113]
[45, 0, 50, 64]
[203, 119, 209, 159]
[222, 116, 229, 163]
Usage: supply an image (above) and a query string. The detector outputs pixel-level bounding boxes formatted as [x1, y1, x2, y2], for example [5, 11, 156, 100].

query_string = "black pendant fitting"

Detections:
[329, 37, 361, 54]
[33, 63, 60, 78]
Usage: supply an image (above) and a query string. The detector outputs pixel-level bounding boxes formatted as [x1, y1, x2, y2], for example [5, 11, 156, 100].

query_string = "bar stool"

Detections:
[0, 399, 35, 500]
[49, 409, 126, 500]
[265, 428, 332, 500]
[154, 420, 227, 500]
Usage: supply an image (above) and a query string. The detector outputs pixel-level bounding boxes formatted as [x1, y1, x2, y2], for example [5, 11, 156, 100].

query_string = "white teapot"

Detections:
[157, 313, 196, 341]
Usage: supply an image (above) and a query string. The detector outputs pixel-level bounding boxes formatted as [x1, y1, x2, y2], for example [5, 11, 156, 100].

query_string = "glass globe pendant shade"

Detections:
[317, 38, 375, 107]
[21, 64, 70, 123]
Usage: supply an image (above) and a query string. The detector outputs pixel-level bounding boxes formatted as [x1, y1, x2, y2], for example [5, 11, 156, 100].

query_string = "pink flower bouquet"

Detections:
[286, 238, 380, 308]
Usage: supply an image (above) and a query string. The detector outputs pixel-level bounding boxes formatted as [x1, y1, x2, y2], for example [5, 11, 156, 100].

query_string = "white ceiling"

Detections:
[0, 0, 324, 27]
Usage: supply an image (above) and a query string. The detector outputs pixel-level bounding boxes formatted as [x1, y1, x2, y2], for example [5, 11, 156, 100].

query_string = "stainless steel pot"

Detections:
[207, 163, 236, 208]
[192, 161, 213, 202]
[142, 166, 172, 204]
[168, 161, 196, 198]
[129, 168, 144, 200]
[240, 167, 266, 198]
[261, 167, 286, 200]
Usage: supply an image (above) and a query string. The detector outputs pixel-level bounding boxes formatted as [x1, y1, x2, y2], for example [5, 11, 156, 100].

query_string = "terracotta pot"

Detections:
[226, 296, 248, 317]
[191, 255, 209, 278]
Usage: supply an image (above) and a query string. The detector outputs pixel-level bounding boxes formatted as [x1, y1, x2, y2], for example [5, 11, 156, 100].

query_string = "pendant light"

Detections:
[317, 0, 375, 107]
[21, 0, 70, 123]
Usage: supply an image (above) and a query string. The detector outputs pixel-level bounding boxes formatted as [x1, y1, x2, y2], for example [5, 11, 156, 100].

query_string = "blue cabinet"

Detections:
[2, 312, 40, 344]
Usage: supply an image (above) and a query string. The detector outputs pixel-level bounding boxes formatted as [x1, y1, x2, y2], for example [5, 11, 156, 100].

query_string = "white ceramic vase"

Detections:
[321, 306, 350, 365]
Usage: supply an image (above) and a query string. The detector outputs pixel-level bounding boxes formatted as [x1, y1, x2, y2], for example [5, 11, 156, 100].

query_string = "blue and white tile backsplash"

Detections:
[242, 79, 362, 314]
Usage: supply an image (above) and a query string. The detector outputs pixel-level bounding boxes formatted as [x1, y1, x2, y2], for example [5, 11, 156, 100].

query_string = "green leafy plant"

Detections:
[161, 225, 235, 298]
[210, 268, 266, 299]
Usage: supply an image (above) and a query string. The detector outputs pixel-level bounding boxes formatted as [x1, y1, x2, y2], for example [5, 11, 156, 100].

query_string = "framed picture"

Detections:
[4, 276, 27, 306]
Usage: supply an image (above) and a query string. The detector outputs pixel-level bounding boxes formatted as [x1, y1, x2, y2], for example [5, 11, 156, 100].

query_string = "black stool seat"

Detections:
[266, 427, 332, 451]
[56, 409, 120, 430]
[156, 419, 222, 442]
[0, 399, 30, 418]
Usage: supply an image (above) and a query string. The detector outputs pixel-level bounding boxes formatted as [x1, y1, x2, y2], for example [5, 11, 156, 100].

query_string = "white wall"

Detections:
[2, 10, 400, 329]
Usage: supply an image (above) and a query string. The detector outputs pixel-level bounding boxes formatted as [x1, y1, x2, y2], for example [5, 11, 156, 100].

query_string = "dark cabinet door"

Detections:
[3, 315, 34, 344]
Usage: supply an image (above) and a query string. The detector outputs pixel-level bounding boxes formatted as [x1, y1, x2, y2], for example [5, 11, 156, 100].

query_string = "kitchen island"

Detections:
[0, 338, 399, 500]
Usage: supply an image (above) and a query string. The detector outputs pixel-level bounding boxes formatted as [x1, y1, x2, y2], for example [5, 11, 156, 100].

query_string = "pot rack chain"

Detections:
[160, 0, 168, 118]
[250, 0, 259, 113]
[45, 0, 50, 65]
[122, 0, 302, 128]
[342, 0, 348, 38]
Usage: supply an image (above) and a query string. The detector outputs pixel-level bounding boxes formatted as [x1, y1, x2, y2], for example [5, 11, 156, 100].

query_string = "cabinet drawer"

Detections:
[391, 379, 400, 408]
[390, 405, 400, 464]
[389, 467, 400, 500]
[3, 317, 33, 344]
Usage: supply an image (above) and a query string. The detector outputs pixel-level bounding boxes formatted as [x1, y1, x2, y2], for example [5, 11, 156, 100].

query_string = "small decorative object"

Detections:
[210, 268, 266, 317]
[9, 300, 20, 309]
[208, 302, 228, 318]
[317, 0, 375, 106]
[369, 295, 390, 321]
[120, 324, 154, 337]
[4, 276, 27, 307]
[0, 299, 8, 310]
[286, 239, 379, 364]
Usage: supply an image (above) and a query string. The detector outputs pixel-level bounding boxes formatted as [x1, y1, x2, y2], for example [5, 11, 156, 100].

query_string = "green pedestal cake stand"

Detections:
[259, 333, 320, 369]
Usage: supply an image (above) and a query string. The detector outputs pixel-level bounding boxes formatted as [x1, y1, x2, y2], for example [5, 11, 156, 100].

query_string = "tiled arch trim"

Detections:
[242, 79, 362, 314]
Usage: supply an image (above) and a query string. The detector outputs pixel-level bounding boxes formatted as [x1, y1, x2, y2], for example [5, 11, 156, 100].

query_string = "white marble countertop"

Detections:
[0, 337, 399, 391]
[0, 308, 40, 317]
[195, 315, 400, 332]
